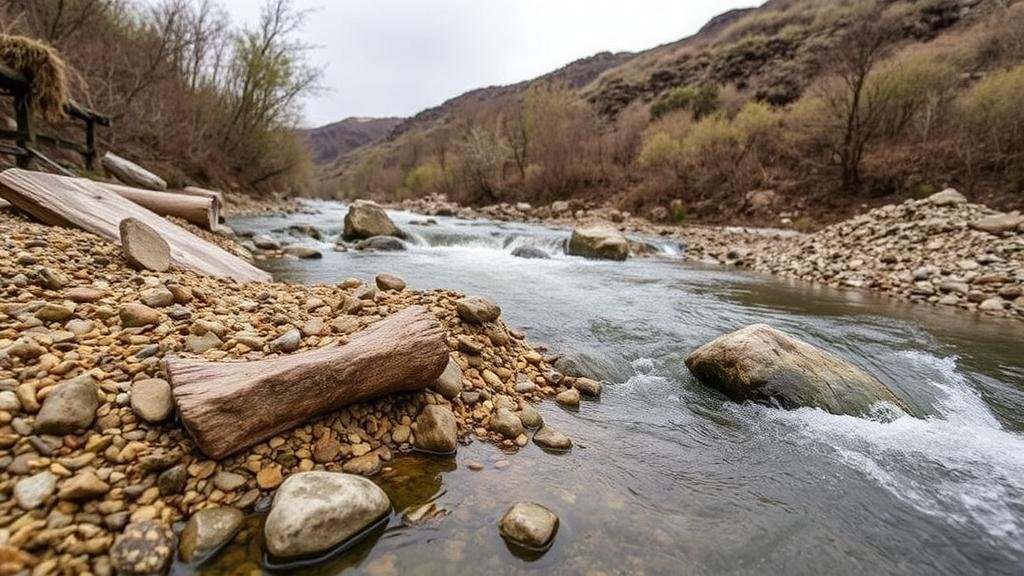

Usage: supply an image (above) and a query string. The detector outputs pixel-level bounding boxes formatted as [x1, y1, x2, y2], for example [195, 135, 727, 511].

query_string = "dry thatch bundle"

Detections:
[0, 35, 69, 121]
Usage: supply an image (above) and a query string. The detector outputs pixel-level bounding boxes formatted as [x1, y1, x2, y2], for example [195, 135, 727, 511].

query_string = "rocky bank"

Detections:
[0, 207, 584, 574]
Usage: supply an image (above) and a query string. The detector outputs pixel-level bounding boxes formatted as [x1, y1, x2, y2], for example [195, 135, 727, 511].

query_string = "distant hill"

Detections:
[303, 117, 403, 165]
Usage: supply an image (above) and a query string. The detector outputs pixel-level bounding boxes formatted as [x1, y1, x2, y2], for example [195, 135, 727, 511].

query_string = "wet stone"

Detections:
[110, 521, 175, 576]
[499, 502, 559, 551]
[178, 507, 244, 563]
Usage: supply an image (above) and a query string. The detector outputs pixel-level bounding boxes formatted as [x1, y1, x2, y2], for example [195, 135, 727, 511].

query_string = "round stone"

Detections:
[131, 378, 173, 423]
[499, 502, 559, 551]
[110, 521, 175, 576]
[413, 405, 458, 454]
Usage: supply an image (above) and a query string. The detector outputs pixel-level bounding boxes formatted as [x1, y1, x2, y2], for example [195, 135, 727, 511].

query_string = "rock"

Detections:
[342, 453, 382, 476]
[518, 404, 542, 429]
[140, 286, 174, 307]
[186, 332, 222, 354]
[490, 408, 524, 439]
[264, 472, 390, 558]
[120, 218, 171, 272]
[282, 245, 322, 259]
[414, 405, 458, 454]
[970, 212, 1024, 235]
[65, 286, 105, 302]
[511, 246, 550, 259]
[456, 296, 501, 324]
[35, 303, 73, 322]
[979, 297, 1007, 312]
[14, 471, 57, 510]
[567, 224, 629, 261]
[119, 303, 161, 327]
[252, 235, 280, 250]
[34, 374, 98, 435]
[301, 317, 324, 337]
[928, 188, 967, 206]
[178, 507, 244, 563]
[129, 378, 173, 424]
[356, 235, 406, 251]
[57, 471, 110, 501]
[0, 390, 20, 412]
[555, 388, 580, 408]
[158, 465, 187, 495]
[514, 374, 537, 394]
[533, 425, 572, 451]
[270, 329, 301, 353]
[110, 521, 175, 576]
[256, 466, 283, 490]
[102, 152, 167, 190]
[431, 357, 463, 399]
[499, 502, 559, 551]
[375, 273, 406, 291]
[343, 200, 403, 240]
[685, 324, 912, 416]
[213, 471, 247, 492]
[573, 377, 602, 397]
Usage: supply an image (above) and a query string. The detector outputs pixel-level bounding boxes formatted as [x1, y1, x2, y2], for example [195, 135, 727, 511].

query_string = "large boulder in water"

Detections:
[567, 224, 629, 261]
[343, 200, 402, 240]
[685, 324, 911, 417]
[264, 472, 390, 558]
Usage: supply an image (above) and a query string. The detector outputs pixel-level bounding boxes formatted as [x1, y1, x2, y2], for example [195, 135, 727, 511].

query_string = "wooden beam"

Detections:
[100, 182, 219, 229]
[165, 306, 450, 459]
[0, 168, 271, 283]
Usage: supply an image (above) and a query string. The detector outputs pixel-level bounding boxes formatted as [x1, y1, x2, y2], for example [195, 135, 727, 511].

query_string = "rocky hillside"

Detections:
[303, 117, 403, 166]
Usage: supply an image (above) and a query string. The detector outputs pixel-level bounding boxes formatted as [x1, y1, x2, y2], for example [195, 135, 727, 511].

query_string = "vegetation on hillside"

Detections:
[320, 0, 1024, 226]
[0, 0, 319, 195]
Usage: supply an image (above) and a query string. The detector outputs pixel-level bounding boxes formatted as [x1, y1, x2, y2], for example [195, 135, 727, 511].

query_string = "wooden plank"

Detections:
[0, 168, 271, 283]
[100, 182, 218, 229]
[166, 306, 450, 459]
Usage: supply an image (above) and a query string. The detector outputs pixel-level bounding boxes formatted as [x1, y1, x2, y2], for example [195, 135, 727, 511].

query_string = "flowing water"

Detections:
[198, 200, 1024, 575]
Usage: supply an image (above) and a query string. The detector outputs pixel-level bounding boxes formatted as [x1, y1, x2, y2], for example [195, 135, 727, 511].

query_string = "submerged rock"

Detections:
[356, 236, 406, 251]
[263, 472, 390, 559]
[685, 324, 912, 416]
[533, 425, 572, 451]
[343, 200, 402, 240]
[567, 224, 629, 261]
[282, 245, 322, 259]
[499, 502, 559, 551]
[511, 246, 551, 259]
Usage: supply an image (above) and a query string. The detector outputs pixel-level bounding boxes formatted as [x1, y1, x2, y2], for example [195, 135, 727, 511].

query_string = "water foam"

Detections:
[731, 350, 1024, 550]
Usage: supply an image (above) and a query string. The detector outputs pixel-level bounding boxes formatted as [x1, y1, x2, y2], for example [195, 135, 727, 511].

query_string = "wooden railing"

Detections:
[0, 62, 110, 175]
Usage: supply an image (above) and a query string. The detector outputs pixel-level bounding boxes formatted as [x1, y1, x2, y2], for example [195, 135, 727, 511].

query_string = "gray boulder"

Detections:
[499, 502, 559, 551]
[567, 224, 629, 261]
[356, 236, 406, 251]
[685, 324, 912, 416]
[343, 200, 402, 240]
[970, 212, 1024, 235]
[264, 472, 390, 558]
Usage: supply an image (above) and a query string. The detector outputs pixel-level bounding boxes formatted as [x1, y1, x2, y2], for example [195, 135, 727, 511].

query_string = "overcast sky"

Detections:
[217, 0, 759, 127]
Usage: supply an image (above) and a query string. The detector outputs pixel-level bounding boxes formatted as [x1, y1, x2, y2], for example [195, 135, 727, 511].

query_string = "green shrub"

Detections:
[650, 84, 720, 120]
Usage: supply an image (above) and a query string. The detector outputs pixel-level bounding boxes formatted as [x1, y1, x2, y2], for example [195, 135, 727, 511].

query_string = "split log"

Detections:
[0, 168, 271, 283]
[101, 182, 218, 229]
[165, 306, 450, 459]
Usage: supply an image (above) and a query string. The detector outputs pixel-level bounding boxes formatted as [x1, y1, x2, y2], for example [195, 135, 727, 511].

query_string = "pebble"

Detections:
[213, 471, 247, 492]
[431, 357, 463, 399]
[573, 377, 603, 397]
[533, 425, 573, 451]
[256, 466, 283, 490]
[490, 407, 524, 439]
[518, 403, 543, 429]
[130, 378, 173, 423]
[158, 465, 187, 495]
[270, 328, 302, 353]
[375, 273, 407, 292]
[178, 507, 244, 562]
[110, 521, 175, 576]
[555, 388, 580, 408]
[57, 471, 110, 501]
[414, 405, 458, 454]
[33, 374, 98, 435]
[14, 471, 57, 510]
[456, 295, 502, 324]
[119, 302, 161, 327]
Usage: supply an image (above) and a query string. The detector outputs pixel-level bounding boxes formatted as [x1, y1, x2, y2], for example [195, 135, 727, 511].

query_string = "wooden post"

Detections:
[14, 93, 34, 169]
[84, 119, 96, 171]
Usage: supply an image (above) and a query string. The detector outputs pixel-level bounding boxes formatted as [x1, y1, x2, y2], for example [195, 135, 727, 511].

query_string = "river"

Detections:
[199, 200, 1024, 575]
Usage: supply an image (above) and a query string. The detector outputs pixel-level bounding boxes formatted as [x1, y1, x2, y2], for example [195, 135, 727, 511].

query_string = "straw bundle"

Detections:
[0, 35, 69, 121]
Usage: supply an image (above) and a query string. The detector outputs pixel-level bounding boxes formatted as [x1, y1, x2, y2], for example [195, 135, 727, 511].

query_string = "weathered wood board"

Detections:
[166, 306, 450, 459]
[0, 168, 270, 283]
[100, 182, 219, 229]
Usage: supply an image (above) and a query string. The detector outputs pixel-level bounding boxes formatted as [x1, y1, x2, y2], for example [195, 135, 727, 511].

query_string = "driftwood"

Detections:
[0, 168, 271, 283]
[165, 306, 450, 459]
[101, 182, 218, 229]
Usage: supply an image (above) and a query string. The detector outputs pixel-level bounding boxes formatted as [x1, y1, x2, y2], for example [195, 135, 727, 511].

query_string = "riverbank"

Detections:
[390, 191, 1024, 321]
[0, 207, 579, 573]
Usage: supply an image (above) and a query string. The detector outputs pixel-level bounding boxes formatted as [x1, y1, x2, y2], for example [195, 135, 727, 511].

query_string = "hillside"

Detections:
[303, 117, 402, 165]
[315, 0, 1024, 228]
